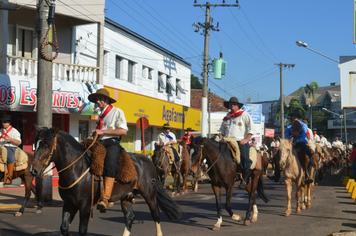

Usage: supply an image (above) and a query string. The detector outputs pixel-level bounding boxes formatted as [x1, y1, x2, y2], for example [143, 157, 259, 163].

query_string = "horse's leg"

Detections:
[61, 204, 78, 236]
[15, 175, 32, 217]
[244, 175, 256, 226]
[31, 177, 43, 214]
[295, 185, 301, 214]
[306, 183, 312, 209]
[142, 186, 163, 236]
[225, 183, 241, 223]
[212, 185, 223, 231]
[121, 199, 135, 236]
[300, 185, 306, 210]
[250, 174, 259, 223]
[284, 179, 292, 217]
[78, 205, 91, 236]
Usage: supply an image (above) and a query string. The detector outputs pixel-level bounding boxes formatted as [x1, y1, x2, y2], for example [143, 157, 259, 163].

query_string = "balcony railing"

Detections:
[7, 56, 99, 84]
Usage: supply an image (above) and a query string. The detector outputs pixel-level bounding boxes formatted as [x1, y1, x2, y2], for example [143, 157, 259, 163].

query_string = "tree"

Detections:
[191, 74, 202, 89]
[276, 97, 306, 121]
[296, 81, 319, 129]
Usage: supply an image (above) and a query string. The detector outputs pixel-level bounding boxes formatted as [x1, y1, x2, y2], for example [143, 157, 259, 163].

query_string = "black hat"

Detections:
[163, 123, 171, 129]
[185, 127, 194, 131]
[288, 110, 303, 119]
[88, 88, 116, 104]
[319, 132, 324, 136]
[1, 114, 11, 121]
[223, 97, 244, 109]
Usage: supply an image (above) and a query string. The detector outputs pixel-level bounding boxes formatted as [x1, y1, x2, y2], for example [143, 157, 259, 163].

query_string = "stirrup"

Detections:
[5, 177, 12, 185]
[97, 199, 108, 213]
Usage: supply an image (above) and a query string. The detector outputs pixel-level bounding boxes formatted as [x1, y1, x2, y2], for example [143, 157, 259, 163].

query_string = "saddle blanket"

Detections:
[0, 162, 28, 172]
[222, 138, 261, 171]
[0, 146, 28, 167]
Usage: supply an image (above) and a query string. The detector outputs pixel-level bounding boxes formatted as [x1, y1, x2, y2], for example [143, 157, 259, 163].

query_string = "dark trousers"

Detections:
[99, 139, 122, 178]
[171, 147, 180, 162]
[300, 142, 314, 166]
[238, 142, 252, 172]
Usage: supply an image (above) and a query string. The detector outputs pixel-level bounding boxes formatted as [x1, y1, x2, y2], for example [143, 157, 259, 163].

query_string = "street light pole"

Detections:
[296, 41, 340, 63]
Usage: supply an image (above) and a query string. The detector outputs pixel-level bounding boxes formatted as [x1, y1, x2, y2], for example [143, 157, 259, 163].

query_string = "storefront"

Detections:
[105, 86, 201, 156]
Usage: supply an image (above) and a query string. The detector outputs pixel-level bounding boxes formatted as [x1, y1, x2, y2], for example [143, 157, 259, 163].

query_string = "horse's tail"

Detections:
[156, 180, 184, 220]
[257, 173, 269, 203]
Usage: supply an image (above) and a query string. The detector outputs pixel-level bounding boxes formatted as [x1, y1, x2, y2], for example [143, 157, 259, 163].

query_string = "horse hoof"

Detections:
[171, 192, 176, 197]
[251, 217, 258, 223]
[284, 212, 291, 217]
[244, 220, 250, 226]
[301, 206, 306, 210]
[231, 214, 242, 222]
[212, 226, 220, 231]
[175, 192, 180, 197]
[108, 202, 115, 207]
[14, 212, 23, 217]
[35, 209, 42, 214]
[306, 204, 311, 209]
[296, 209, 301, 213]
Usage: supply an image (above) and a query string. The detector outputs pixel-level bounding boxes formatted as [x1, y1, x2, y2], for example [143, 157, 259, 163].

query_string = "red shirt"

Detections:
[182, 133, 195, 145]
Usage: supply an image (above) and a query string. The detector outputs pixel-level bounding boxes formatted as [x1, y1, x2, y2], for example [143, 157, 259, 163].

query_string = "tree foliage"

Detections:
[296, 81, 319, 105]
[276, 97, 306, 121]
[191, 74, 202, 89]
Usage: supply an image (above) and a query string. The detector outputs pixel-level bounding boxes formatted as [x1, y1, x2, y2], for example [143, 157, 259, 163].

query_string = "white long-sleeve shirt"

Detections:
[219, 111, 255, 141]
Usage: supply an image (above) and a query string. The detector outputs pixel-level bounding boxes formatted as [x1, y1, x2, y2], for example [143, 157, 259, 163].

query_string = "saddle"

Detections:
[81, 139, 136, 183]
[221, 138, 262, 171]
[0, 146, 28, 172]
[161, 146, 180, 165]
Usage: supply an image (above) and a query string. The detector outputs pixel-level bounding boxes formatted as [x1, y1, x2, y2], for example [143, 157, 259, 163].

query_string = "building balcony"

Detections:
[7, 55, 100, 84]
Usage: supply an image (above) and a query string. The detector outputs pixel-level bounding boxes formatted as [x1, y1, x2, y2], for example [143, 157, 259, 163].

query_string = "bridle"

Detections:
[156, 146, 173, 172]
[39, 132, 98, 190]
[194, 142, 220, 175]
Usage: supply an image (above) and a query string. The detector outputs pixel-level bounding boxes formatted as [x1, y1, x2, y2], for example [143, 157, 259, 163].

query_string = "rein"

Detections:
[42, 134, 98, 190]
[197, 144, 220, 174]
[156, 148, 171, 172]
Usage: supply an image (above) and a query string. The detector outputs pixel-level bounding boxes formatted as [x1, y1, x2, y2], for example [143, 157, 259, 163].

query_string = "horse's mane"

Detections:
[194, 136, 233, 161]
[58, 130, 85, 151]
[37, 127, 84, 151]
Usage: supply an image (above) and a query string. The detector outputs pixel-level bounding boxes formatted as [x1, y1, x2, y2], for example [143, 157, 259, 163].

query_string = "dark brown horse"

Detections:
[30, 127, 183, 236]
[190, 137, 269, 230]
[0, 149, 42, 216]
[178, 140, 190, 194]
[152, 144, 181, 196]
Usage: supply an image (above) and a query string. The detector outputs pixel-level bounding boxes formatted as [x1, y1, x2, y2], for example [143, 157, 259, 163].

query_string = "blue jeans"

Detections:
[352, 162, 356, 177]
[5, 146, 16, 164]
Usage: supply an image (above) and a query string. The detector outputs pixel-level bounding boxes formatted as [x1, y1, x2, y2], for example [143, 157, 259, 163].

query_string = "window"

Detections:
[128, 60, 135, 83]
[166, 77, 176, 95]
[142, 66, 153, 80]
[158, 72, 166, 92]
[78, 120, 89, 142]
[115, 56, 123, 79]
[7, 25, 37, 58]
[103, 51, 109, 76]
[176, 79, 186, 98]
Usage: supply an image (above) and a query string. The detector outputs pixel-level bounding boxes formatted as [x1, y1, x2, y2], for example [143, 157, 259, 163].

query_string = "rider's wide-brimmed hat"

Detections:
[88, 88, 116, 104]
[185, 127, 194, 132]
[223, 97, 244, 109]
[312, 128, 318, 131]
[302, 120, 309, 125]
[1, 114, 11, 121]
[163, 123, 171, 129]
[288, 110, 303, 119]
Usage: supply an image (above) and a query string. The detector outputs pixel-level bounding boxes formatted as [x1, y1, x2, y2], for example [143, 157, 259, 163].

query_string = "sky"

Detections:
[104, 0, 354, 103]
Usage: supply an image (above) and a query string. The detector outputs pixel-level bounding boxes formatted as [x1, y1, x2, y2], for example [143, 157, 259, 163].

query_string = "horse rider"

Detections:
[181, 127, 195, 170]
[157, 123, 180, 168]
[260, 142, 268, 152]
[0, 114, 21, 185]
[219, 96, 255, 189]
[303, 120, 313, 140]
[88, 88, 128, 213]
[319, 132, 330, 161]
[332, 137, 344, 157]
[285, 110, 314, 184]
[312, 128, 320, 144]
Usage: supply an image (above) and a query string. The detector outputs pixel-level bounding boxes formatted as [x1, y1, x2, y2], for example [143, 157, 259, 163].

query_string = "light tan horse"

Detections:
[278, 138, 315, 216]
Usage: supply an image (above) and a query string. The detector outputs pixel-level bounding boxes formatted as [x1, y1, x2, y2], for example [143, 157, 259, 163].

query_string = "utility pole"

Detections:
[193, 1, 239, 137]
[35, 0, 55, 203]
[275, 63, 295, 139]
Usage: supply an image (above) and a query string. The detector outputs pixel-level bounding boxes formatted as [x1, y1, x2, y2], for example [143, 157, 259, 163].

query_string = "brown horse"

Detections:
[152, 144, 181, 196]
[190, 137, 269, 230]
[261, 151, 269, 177]
[0, 150, 42, 216]
[178, 140, 190, 194]
[277, 139, 317, 216]
[30, 127, 183, 236]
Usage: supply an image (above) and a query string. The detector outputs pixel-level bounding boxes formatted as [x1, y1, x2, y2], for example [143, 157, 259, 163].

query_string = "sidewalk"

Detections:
[0, 174, 210, 209]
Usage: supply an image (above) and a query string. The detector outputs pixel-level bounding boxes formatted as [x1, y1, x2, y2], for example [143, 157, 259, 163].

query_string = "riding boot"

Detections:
[5, 163, 14, 185]
[97, 177, 115, 213]
[305, 164, 314, 184]
[239, 170, 249, 189]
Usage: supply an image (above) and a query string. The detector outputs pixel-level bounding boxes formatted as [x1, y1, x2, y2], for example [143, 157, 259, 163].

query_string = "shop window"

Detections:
[78, 120, 89, 142]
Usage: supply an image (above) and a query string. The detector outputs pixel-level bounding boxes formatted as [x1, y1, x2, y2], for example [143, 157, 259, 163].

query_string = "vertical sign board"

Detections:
[354, 0, 356, 44]
[242, 104, 263, 147]
[340, 56, 356, 109]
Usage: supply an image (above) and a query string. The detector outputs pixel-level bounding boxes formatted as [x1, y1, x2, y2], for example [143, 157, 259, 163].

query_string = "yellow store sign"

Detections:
[106, 87, 201, 131]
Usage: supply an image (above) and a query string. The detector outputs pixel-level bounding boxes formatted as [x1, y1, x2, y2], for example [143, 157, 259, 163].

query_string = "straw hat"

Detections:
[88, 88, 116, 104]
[223, 97, 244, 109]
[163, 123, 171, 129]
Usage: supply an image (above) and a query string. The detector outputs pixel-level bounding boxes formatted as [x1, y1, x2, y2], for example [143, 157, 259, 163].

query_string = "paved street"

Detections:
[1, 171, 356, 236]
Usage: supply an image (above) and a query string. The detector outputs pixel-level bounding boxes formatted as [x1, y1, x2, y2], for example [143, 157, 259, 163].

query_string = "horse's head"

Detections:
[190, 136, 204, 175]
[278, 138, 293, 170]
[30, 126, 60, 177]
